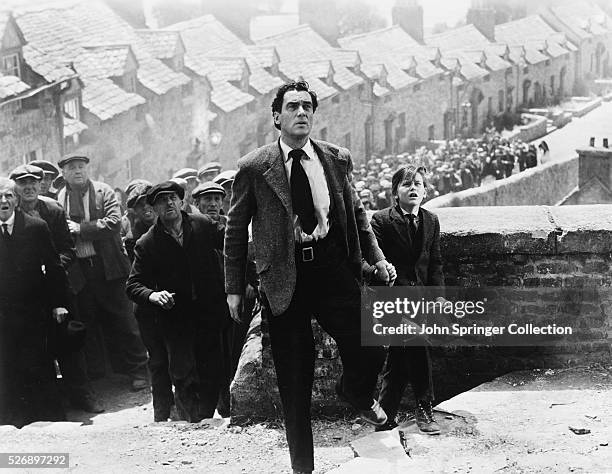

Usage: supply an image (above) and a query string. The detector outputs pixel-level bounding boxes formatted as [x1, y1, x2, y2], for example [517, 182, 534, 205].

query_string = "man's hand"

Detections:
[67, 220, 81, 234]
[374, 260, 395, 286]
[52, 307, 69, 323]
[227, 294, 243, 323]
[149, 291, 175, 310]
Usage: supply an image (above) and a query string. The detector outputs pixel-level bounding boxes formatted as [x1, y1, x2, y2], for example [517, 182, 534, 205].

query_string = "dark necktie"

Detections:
[406, 214, 417, 242]
[289, 149, 317, 235]
[1, 223, 9, 240]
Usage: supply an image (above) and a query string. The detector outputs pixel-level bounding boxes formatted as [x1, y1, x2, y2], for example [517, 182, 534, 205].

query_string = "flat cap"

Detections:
[126, 181, 153, 208]
[198, 162, 222, 178]
[58, 153, 89, 168]
[192, 181, 226, 199]
[10, 164, 44, 181]
[146, 180, 185, 205]
[29, 160, 59, 176]
[212, 169, 236, 187]
[125, 179, 152, 197]
[172, 168, 198, 181]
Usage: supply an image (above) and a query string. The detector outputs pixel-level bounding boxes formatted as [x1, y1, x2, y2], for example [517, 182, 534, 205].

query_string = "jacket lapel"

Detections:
[262, 142, 291, 215]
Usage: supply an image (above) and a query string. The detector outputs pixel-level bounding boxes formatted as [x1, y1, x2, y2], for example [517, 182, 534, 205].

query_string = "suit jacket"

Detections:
[224, 139, 385, 317]
[57, 180, 131, 291]
[369, 206, 444, 287]
[25, 196, 76, 271]
[0, 210, 69, 311]
[126, 212, 226, 325]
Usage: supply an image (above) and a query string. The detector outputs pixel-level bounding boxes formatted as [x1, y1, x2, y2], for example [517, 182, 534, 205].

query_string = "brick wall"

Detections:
[231, 204, 612, 419]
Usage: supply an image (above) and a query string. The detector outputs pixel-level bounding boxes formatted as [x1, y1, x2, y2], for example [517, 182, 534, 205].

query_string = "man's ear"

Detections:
[273, 112, 280, 126]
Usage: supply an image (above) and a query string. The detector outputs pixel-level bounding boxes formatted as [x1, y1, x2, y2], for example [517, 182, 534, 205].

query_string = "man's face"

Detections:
[41, 174, 54, 194]
[0, 183, 17, 222]
[397, 172, 426, 210]
[196, 193, 224, 220]
[62, 161, 89, 187]
[274, 90, 314, 141]
[15, 177, 41, 204]
[152, 192, 182, 223]
[134, 201, 156, 226]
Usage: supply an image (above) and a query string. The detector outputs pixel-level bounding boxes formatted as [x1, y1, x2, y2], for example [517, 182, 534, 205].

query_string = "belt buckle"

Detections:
[302, 246, 314, 262]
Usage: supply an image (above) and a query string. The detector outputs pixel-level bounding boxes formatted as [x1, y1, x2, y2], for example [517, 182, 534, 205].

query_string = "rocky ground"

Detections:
[1, 365, 612, 473]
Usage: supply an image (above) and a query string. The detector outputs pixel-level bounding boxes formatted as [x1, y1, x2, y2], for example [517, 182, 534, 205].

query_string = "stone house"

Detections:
[539, 1, 612, 89]
[0, 12, 78, 175]
[12, 0, 194, 188]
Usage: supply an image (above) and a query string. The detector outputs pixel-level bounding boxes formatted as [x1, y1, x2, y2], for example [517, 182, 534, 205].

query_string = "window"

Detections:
[498, 90, 504, 113]
[332, 95, 340, 104]
[2, 53, 20, 78]
[545, 59, 550, 66]
[124, 74, 137, 93]
[397, 112, 406, 139]
[63, 98, 79, 120]
[344, 133, 351, 149]
[320, 127, 328, 141]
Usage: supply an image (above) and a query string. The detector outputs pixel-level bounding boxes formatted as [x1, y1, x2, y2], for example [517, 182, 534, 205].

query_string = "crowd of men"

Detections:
[354, 131, 547, 210]
[1, 79, 553, 473]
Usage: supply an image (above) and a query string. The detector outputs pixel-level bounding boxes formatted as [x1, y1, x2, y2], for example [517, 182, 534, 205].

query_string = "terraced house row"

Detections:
[1, 0, 611, 186]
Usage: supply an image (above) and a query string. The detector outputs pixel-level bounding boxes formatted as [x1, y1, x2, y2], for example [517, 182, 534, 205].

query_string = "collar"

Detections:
[398, 205, 419, 218]
[280, 138, 316, 162]
[1, 212, 15, 226]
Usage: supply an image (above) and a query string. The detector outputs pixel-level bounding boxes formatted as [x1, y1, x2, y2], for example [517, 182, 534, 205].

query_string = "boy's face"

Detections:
[397, 172, 426, 210]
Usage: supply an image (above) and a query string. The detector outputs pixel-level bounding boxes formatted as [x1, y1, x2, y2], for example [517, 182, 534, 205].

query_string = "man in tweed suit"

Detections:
[224, 81, 393, 474]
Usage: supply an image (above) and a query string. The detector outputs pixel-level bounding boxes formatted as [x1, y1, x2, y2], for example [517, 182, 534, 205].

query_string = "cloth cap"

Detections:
[146, 181, 185, 205]
[126, 182, 153, 208]
[192, 181, 226, 199]
[29, 160, 59, 176]
[58, 153, 89, 168]
[9, 164, 44, 181]
[172, 168, 198, 181]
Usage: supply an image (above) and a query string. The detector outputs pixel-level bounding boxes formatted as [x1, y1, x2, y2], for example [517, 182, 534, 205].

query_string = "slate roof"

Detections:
[548, 1, 612, 40]
[22, 44, 76, 83]
[165, 15, 282, 96]
[80, 76, 145, 121]
[0, 74, 29, 99]
[246, 45, 278, 69]
[256, 24, 364, 91]
[135, 29, 183, 60]
[75, 45, 135, 79]
[277, 61, 337, 100]
[495, 14, 576, 58]
[13, 0, 190, 107]
[426, 24, 492, 51]
[249, 14, 299, 42]
[63, 115, 88, 137]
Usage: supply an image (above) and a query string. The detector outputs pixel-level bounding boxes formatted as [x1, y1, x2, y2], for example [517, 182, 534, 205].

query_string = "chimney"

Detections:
[466, 2, 496, 42]
[299, 0, 339, 45]
[576, 143, 612, 191]
[392, 0, 424, 44]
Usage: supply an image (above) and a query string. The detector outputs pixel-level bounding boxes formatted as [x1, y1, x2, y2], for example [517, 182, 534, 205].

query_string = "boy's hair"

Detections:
[391, 165, 427, 197]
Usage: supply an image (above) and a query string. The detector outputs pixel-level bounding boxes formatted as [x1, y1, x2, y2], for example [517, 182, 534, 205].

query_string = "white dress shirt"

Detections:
[1, 212, 15, 235]
[280, 138, 331, 242]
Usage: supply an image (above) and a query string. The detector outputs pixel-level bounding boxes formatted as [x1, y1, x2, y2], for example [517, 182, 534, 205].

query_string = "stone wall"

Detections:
[425, 155, 578, 208]
[231, 204, 612, 420]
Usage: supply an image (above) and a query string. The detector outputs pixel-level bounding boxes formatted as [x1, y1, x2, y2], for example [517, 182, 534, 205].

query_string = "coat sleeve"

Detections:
[345, 150, 385, 265]
[39, 221, 70, 309]
[53, 206, 77, 270]
[80, 184, 122, 241]
[126, 237, 155, 306]
[224, 163, 255, 295]
[427, 214, 445, 287]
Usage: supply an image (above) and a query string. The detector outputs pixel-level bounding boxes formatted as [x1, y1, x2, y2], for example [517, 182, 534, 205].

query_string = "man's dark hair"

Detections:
[391, 165, 428, 198]
[271, 81, 318, 130]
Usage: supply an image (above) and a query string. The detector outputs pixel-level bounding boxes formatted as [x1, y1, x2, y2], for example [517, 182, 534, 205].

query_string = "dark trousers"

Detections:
[378, 346, 434, 422]
[0, 304, 65, 427]
[137, 315, 173, 419]
[73, 257, 148, 380]
[265, 253, 385, 472]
